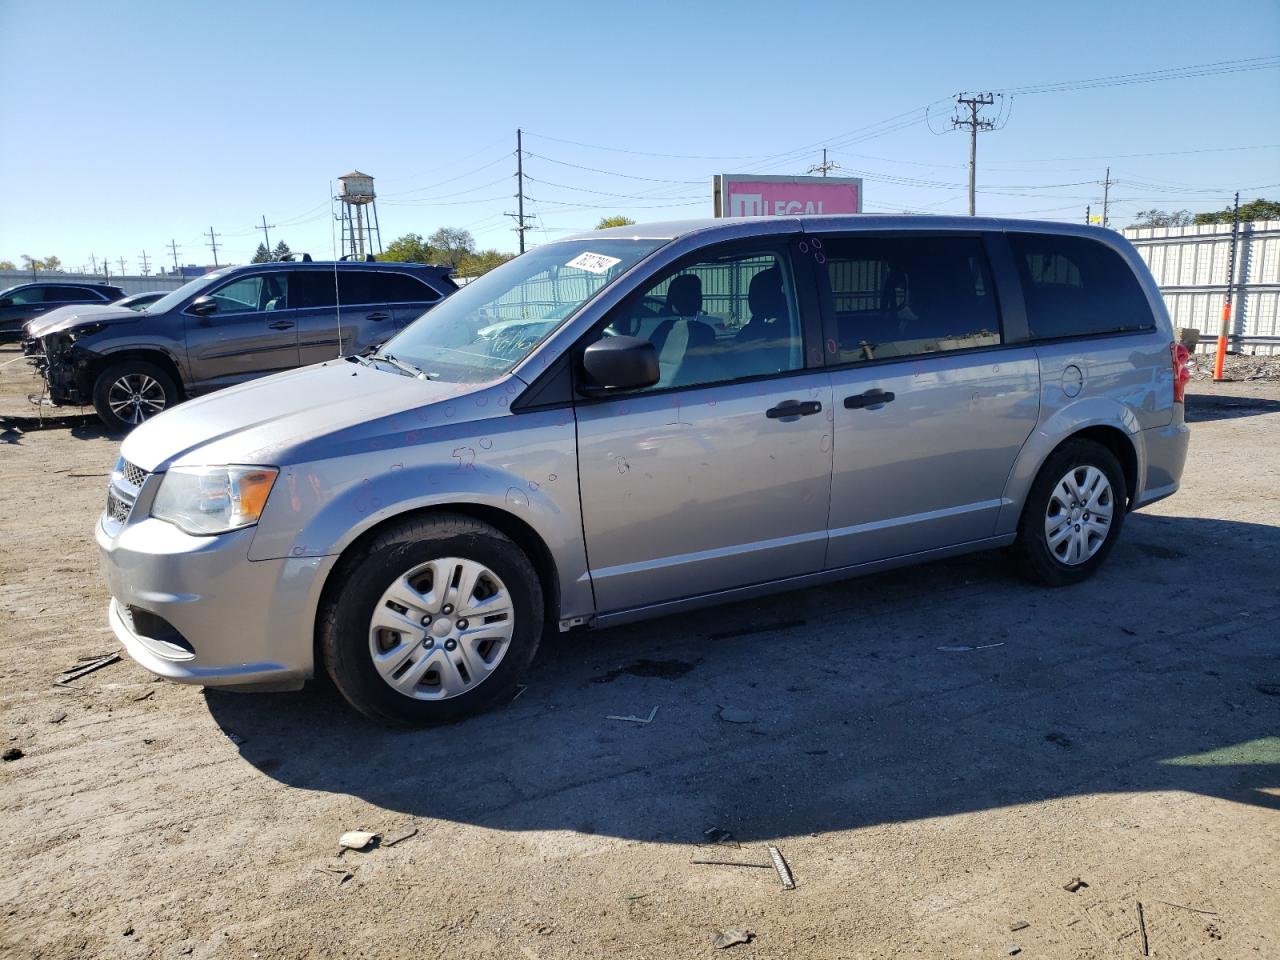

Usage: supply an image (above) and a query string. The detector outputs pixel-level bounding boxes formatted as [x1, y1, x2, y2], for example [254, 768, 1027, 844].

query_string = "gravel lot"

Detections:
[2, 343, 1278, 960]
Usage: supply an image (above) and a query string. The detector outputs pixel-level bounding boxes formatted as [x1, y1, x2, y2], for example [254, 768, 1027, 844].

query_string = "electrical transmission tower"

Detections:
[951, 92, 996, 216]
[505, 128, 535, 254]
[807, 148, 841, 178]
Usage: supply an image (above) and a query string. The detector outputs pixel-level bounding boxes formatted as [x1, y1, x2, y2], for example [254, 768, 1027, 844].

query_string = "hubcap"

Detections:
[368, 557, 515, 700]
[1044, 465, 1114, 566]
[107, 373, 167, 425]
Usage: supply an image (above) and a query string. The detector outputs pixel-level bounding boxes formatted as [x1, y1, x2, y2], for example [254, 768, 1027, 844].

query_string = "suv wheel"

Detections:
[92, 360, 179, 433]
[319, 513, 544, 726]
[1013, 438, 1127, 587]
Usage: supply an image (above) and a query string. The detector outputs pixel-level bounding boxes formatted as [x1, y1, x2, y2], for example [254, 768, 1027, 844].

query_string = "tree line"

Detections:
[1131, 198, 1280, 228]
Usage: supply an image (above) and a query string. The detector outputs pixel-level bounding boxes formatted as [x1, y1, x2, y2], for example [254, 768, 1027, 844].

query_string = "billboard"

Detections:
[714, 174, 863, 218]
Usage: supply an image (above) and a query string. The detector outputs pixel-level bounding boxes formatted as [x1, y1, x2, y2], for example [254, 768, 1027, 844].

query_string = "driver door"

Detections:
[185, 272, 299, 390]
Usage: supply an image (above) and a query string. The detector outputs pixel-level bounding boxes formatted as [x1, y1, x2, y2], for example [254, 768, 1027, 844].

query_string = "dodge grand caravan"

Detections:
[97, 216, 1191, 725]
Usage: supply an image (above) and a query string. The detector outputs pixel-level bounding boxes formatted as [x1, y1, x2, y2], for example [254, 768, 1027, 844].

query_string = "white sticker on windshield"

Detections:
[566, 251, 622, 274]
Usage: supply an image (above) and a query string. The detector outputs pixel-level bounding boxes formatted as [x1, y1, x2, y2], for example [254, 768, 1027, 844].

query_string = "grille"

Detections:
[106, 488, 133, 524]
[121, 461, 148, 488]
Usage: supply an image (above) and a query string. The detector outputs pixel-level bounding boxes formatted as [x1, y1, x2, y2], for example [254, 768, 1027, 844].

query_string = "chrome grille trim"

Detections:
[122, 460, 148, 488]
[106, 488, 133, 523]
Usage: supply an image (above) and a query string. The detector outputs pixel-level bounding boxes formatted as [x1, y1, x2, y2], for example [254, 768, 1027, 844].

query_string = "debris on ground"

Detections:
[54, 653, 121, 685]
[1137, 900, 1149, 956]
[767, 845, 796, 890]
[1063, 877, 1089, 893]
[3, 747, 24, 761]
[936, 642, 1005, 652]
[315, 866, 354, 884]
[605, 706, 658, 724]
[132, 689, 155, 702]
[338, 831, 379, 851]
[712, 928, 754, 949]
[1189, 351, 1280, 382]
[1009, 920, 1030, 932]
[717, 707, 755, 724]
[48, 711, 67, 724]
[382, 827, 418, 848]
[703, 826, 737, 846]
[690, 858, 771, 869]
[1005, 943, 1021, 956]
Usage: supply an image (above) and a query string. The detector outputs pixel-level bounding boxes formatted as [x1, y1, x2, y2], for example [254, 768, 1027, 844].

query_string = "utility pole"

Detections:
[505, 128, 534, 254]
[808, 148, 840, 177]
[89, 253, 98, 275]
[102, 258, 110, 280]
[1213, 191, 1241, 382]
[951, 93, 995, 216]
[258, 215, 274, 254]
[1085, 205, 1091, 225]
[206, 227, 221, 267]
[167, 239, 181, 276]
[1101, 167, 1113, 228]
[139, 250, 150, 276]
[117, 256, 127, 276]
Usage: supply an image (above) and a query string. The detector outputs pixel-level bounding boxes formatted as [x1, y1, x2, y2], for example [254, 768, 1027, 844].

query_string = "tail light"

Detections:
[1171, 342, 1191, 403]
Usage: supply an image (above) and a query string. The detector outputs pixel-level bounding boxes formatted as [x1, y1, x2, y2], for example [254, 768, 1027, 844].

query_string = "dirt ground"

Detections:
[1, 342, 1277, 960]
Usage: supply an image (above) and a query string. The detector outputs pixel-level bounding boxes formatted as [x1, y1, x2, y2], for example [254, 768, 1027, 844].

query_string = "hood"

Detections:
[120, 359, 509, 472]
[26, 304, 142, 339]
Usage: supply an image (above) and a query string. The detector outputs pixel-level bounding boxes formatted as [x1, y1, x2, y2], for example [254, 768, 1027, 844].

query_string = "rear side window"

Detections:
[1008, 233, 1154, 340]
[337, 271, 382, 305]
[822, 235, 1001, 364]
[45, 286, 101, 302]
[376, 271, 441, 304]
[292, 271, 338, 309]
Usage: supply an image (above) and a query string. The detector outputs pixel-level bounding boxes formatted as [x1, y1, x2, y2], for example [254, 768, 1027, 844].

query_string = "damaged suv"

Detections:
[98, 216, 1192, 726]
[25, 258, 456, 431]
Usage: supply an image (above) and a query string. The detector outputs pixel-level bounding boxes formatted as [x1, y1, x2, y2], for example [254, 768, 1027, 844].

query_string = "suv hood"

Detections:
[120, 360, 510, 472]
[26, 304, 141, 339]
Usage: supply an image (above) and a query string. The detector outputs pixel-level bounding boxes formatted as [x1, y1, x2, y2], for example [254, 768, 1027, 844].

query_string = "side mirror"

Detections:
[190, 295, 218, 316]
[580, 335, 659, 394]
[0, 297, 13, 308]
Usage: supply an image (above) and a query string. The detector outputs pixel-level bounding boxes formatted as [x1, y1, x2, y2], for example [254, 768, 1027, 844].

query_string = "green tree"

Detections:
[1132, 209, 1194, 228]
[455, 249, 514, 278]
[0, 260, 14, 271]
[272, 240, 291, 260]
[595, 215, 636, 229]
[428, 227, 475, 268]
[20, 255, 44, 273]
[43, 255, 62, 272]
[251, 242, 272, 263]
[1195, 198, 1280, 225]
[378, 233, 435, 263]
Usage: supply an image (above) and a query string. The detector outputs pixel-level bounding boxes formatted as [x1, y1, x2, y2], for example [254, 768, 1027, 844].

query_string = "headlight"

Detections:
[67, 323, 106, 341]
[151, 465, 279, 535]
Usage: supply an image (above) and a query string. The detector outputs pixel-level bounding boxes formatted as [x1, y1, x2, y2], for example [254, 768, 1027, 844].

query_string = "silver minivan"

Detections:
[97, 216, 1191, 725]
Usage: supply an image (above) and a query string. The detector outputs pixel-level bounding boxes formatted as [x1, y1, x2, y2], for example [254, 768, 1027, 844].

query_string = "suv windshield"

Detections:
[379, 238, 665, 382]
[141, 269, 235, 314]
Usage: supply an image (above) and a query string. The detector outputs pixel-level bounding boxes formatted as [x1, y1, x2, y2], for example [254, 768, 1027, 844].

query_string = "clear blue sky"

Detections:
[1, 0, 1277, 273]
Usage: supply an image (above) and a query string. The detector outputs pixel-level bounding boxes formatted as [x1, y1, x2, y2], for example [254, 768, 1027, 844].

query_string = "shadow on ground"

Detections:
[1184, 392, 1280, 423]
[206, 513, 1280, 844]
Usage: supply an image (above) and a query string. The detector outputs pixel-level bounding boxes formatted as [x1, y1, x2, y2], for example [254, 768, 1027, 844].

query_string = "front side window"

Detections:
[382, 238, 664, 383]
[208, 273, 288, 315]
[5, 286, 46, 305]
[823, 235, 1001, 363]
[1008, 232, 1154, 340]
[604, 248, 803, 390]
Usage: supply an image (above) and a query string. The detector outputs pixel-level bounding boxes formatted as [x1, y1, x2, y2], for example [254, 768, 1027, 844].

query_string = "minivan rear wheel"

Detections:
[319, 513, 543, 726]
[1013, 438, 1127, 587]
[92, 359, 179, 433]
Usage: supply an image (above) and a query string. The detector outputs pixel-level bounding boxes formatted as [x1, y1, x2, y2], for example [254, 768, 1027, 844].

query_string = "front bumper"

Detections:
[97, 510, 337, 689]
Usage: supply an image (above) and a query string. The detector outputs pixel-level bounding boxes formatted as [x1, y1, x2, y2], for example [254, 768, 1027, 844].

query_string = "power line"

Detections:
[996, 54, 1280, 96]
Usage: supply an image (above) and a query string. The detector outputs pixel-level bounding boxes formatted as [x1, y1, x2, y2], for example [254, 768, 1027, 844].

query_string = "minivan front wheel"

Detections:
[92, 360, 179, 433]
[319, 514, 543, 725]
[1013, 439, 1127, 587]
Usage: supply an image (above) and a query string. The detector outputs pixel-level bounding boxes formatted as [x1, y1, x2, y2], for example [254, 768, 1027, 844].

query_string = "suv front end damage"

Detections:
[23, 329, 100, 406]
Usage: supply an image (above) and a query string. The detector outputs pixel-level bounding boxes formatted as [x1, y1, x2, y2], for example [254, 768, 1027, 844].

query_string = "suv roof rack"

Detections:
[275, 253, 313, 262]
[338, 253, 378, 262]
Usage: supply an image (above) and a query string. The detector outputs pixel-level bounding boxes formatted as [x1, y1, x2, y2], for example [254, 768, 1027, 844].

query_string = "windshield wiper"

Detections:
[377, 353, 439, 379]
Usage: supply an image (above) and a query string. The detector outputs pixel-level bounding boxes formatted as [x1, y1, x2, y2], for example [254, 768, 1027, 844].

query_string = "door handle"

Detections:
[766, 399, 822, 420]
[267, 320, 295, 330]
[844, 389, 896, 410]
[366, 311, 390, 321]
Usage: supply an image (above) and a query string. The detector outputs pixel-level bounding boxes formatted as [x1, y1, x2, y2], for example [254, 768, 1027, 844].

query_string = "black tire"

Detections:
[319, 513, 544, 726]
[1012, 438, 1128, 587]
[92, 359, 180, 433]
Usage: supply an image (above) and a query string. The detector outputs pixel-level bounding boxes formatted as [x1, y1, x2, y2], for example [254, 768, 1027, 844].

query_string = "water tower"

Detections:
[335, 170, 383, 260]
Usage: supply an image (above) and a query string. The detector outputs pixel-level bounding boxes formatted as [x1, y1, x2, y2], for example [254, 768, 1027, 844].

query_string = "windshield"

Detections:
[379, 238, 665, 382]
[140, 269, 234, 314]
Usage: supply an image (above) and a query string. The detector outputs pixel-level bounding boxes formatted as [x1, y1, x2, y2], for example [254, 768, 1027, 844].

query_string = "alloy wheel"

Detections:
[107, 373, 167, 425]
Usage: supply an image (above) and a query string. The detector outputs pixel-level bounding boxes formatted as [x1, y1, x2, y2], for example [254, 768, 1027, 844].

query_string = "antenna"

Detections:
[330, 182, 343, 358]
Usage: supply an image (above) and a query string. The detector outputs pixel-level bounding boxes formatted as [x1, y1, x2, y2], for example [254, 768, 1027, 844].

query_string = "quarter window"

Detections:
[1008, 232, 1154, 340]
[822, 235, 1001, 363]
[377, 272, 440, 303]
[606, 249, 803, 390]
